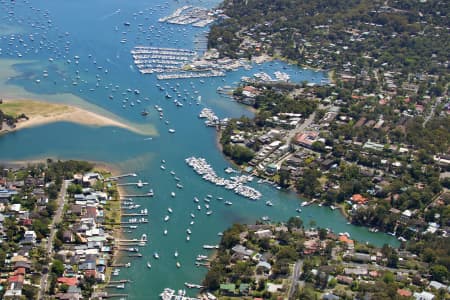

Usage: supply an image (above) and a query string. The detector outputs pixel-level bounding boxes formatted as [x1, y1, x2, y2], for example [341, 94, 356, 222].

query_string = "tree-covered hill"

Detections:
[209, 0, 449, 76]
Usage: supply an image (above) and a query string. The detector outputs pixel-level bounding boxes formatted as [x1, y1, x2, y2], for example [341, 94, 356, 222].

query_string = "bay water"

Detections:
[0, 0, 398, 298]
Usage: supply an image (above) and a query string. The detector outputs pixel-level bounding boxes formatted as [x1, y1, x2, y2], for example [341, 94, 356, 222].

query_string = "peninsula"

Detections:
[0, 99, 153, 136]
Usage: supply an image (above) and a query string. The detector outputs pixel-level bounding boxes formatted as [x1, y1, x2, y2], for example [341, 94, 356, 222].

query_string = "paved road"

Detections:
[275, 111, 316, 168]
[288, 260, 303, 300]
[423, 96, 442, 127]
[38, 179, 70, 300]
[287, 111, 316, 145]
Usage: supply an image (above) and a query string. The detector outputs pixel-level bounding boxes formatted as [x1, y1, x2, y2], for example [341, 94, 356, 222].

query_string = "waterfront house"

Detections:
[254, 229, 273, 239]
[350, 194, 368, 205]
[232, 245, 254, 257]
[55, 286, 83, 300]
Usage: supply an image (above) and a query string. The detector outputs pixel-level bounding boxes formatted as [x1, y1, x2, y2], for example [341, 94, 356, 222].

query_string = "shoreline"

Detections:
[95, 164, 125, 291]
[0, 98, 155, 136]
[214, 130, 357, 225]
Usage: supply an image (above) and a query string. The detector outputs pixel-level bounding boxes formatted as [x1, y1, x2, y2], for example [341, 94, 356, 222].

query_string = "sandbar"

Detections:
[1, 99, 148, 135]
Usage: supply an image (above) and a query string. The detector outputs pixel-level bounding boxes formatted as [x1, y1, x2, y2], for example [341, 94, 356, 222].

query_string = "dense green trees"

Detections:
[254, 90, 317, 117]
[0, 109, 18, 130]
[295, 168, 321, 197]
[210, 0, 449, 76]
[223, 144, 255, 165]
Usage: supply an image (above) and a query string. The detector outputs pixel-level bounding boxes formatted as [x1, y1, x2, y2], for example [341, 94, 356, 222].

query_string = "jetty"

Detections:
[106, 173, 137, 181]
[122, 213, 148, 217]
[184, 282, 204, 289]
[92, 292, 128, 298]
[120, 193, 153, 198]
[117, 181, 149, 187]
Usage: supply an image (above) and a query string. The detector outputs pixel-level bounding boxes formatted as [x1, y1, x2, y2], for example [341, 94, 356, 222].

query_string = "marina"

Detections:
[158, 6, 219, 28]
[185, 156, 262, 200]
[160, 288, 200, 300]
[198, 108, 229, 127]
[131, 46, 197, 75]
[156, 70, 225, 80]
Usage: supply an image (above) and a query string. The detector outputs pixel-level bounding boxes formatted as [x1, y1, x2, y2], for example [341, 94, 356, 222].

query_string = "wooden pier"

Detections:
[195, 262, 210, 268]
[115, 240, 144, 244]
[117, 182, 149, 187]
[109, 280, 131, 284]
[104, 294, 128, 299]
[121, 194, 153, 198]
[128, 253, 143, 257]
[122, 213, 148, 217]
[120, 225, 139, 229]
[106, 173, 137, 181]
[120, 220, 148, 224]
[111, 263, 130, 267]
[92, 292, 128, 299]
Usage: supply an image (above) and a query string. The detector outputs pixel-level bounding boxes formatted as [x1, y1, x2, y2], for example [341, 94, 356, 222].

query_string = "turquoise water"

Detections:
[0, 1, 398, 299]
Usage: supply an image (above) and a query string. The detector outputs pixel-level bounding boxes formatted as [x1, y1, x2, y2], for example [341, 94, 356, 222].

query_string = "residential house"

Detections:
[413, 291, 435, 300]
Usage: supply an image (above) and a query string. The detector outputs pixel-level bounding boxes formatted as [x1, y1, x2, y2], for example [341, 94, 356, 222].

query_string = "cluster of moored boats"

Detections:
[185, 157, 262, 200]
[156, 70, 225, 80]
[131, 46, 197, 74]
[198, 108, 228, 127]
[160, 288, 200, 300]
[158, 5, 217, 28]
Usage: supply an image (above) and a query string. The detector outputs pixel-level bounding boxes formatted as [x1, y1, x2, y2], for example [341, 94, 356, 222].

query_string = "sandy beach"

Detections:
[0, 99, 150, 135]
